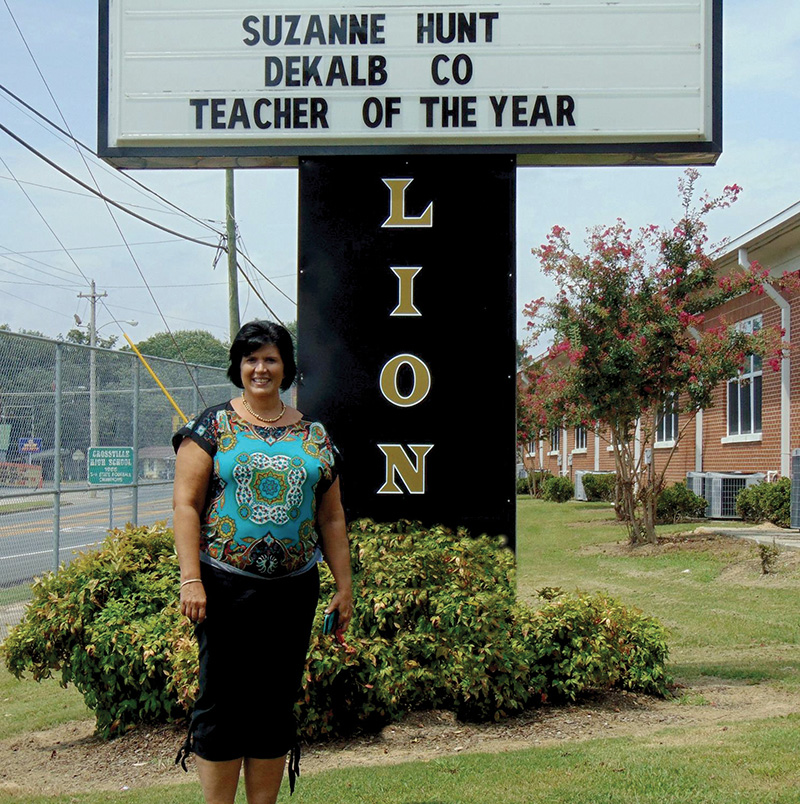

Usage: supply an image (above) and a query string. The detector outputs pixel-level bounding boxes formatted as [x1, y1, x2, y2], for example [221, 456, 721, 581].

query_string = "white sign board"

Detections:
[99, 0, 720, 167]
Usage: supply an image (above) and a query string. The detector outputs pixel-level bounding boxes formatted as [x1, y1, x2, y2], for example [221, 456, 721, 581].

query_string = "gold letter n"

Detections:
[377, 443, 433, 494]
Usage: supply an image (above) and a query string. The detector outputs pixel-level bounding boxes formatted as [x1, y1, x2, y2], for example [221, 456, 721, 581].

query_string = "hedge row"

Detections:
[2, 521, 671, 740]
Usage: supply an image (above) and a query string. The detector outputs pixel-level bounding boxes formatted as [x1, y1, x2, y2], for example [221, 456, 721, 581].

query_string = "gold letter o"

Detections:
[379, 354, 431, 407]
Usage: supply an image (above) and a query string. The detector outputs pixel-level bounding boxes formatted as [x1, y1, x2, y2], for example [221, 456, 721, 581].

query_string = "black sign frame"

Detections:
[297, 156, 517, 546]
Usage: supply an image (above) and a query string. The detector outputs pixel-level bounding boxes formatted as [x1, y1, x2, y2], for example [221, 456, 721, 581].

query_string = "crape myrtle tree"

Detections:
[517, 349, 549, 497]
[520, 170, 785, 545]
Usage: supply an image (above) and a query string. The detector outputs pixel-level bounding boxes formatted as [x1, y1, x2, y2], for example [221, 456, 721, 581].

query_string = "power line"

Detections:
[102, 281, 230, 289]
[0, 171, 221, 222]
[237, 261, 284, 325]
[0, 245, 86, 282]
[0, 155, 99, 288]
[102, 303, 231, 332]
[0, 122, 222, 252]
[0, 237, 218, 256]
[0, 270, 76, 289]
[236, 234, 297, 306]
[2, 5, 291, 375]
[1, 119, 217, 402]
[0, 82, 225, 237]
[2, 5, 208, 405]
[2, 287, 77, 320]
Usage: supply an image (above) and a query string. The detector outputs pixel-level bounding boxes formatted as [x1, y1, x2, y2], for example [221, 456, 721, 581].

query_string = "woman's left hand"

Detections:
[325, 588, 354, 636]
[317, 478, 354, 639]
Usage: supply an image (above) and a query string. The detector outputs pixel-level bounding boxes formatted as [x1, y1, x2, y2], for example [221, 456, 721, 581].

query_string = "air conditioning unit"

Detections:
[686, 471, 706, 503]
[686, 471, 765, 519]
[791, 450, 800, 529]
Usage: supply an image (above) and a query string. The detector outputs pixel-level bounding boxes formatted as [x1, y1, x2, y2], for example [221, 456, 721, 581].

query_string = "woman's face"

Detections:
[240, 342, 284, 397]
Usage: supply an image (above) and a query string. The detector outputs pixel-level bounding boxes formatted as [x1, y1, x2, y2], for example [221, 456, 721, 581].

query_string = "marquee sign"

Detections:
[99, 0, 721, 167]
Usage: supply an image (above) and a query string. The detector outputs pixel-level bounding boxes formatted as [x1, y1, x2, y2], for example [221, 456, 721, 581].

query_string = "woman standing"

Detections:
[172, 320, 352, 804]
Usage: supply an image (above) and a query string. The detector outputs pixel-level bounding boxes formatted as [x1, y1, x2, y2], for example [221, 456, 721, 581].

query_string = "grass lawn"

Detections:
[0, 500, 53, 516]
[0, 663, 89, 738]
[516, 499, 800, 688]
[1, 499, 799, 803]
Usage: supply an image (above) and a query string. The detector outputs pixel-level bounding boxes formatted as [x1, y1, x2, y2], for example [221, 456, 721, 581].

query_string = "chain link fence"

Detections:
[0, 330, 234, 636]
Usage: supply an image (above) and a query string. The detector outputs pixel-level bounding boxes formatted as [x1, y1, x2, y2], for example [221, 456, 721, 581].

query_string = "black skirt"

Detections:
[188, 560, 320, 761]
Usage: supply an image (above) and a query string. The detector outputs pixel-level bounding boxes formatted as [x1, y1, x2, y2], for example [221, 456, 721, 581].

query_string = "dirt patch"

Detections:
[2, 681, 798, 796]
[578, 532, 758, 559]
[577, 532, 800, 581]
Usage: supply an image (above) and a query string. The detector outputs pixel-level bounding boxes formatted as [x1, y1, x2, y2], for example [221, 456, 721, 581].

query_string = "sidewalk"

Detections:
[692, 523, 800, 551]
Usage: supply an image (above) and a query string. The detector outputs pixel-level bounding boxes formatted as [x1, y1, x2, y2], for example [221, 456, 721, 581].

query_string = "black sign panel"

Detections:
[298, 156, 516, 546]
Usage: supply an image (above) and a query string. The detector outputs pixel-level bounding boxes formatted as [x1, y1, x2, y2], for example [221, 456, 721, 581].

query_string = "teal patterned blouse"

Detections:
[173, 401, 338, 579]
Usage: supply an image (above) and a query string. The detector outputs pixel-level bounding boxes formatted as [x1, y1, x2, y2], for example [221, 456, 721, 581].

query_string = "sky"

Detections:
[1, 0, 799, 348]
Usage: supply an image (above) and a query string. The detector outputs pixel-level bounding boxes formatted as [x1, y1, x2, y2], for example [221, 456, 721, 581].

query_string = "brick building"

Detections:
[523, 202, 800, 515]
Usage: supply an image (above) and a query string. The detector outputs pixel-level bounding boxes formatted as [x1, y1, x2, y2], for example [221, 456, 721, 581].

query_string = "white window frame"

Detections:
[655, 396, 679, 448]
[548, 426, 561, 456]
[724, 315, 763, 442]
[574, 426, 587, 453]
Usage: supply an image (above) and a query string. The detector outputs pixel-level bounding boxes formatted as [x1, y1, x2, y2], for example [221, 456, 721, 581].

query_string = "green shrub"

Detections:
[542, 475, 574, 503]
[516, 470, 551, 497]
[656, 482, 707, 524]
[0, 523, 185, 737]
[736, 478, 790, 528]
[735, 484, 761, 523]
[523, 590, 671, 701]
[582, 473, 616, 502]
[294, 520, 531, 736]
[3, 520, 671, 741]
[761, 478, 791, 528]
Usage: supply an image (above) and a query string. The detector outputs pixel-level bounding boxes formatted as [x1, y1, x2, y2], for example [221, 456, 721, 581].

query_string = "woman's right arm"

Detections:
[173, 438, 213, 624]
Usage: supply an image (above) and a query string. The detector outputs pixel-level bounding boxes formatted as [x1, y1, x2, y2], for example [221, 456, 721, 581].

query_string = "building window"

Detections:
[728, 316, 763, 436]
[549, 427, 561, 453]
[574, 427, 587, 451]
[656, 397, 679, 445]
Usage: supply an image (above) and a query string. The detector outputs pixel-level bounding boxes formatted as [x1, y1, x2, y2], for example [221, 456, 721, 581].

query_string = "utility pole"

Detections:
[77, 280, 107, 451]
[226, 168, 241, 340]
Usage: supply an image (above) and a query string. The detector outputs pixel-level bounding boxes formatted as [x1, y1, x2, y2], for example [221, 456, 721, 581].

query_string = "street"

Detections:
[0, 484, 174, 588]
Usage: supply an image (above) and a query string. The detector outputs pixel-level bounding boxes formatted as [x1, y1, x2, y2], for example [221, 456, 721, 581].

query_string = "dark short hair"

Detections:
[227, 320, 297, 390]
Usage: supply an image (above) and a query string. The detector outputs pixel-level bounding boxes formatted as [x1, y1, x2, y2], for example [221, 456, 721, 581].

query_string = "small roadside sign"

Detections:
[87, 446, 134, 485]
[18, 437, 42, 454]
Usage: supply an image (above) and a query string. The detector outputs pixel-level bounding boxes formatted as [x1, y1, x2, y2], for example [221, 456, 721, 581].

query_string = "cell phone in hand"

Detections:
[322, 610, 339, 635]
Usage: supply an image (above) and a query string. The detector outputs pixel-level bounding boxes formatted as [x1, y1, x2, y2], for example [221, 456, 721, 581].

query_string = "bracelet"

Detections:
[180, 578, 203, 589]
